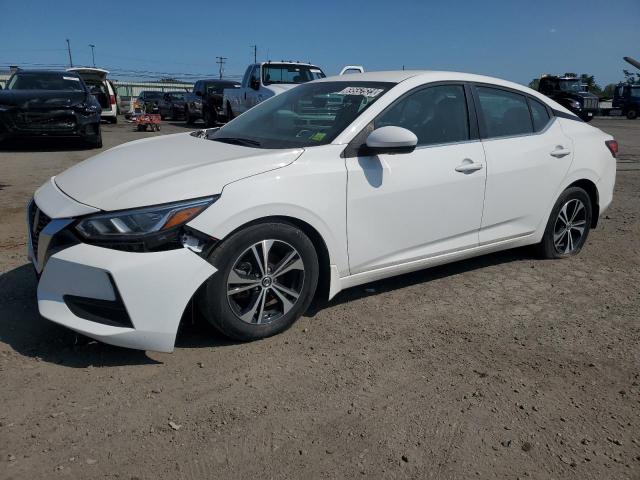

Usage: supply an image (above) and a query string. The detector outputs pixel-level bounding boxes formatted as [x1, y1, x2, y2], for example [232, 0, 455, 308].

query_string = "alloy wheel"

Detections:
[226, 240, 305, 324]
[553, 198, 587, 254]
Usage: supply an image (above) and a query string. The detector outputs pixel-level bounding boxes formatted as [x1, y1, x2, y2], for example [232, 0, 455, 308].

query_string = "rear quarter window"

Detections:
[528, 98, 551, 132]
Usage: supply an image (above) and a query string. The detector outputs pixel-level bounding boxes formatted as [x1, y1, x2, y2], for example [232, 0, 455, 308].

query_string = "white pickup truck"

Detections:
[223, 62, 325, 119]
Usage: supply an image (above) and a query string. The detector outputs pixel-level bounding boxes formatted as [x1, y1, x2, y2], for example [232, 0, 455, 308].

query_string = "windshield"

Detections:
[207, 81, 394, 149]
[262, 64, 325, 85]
[142, 91, 163, 99]
[558, 79, 582, 92]
[168, 92, 185, 101]
[631, 86, 640, 99]
[205, 82, 238, 94]
[7, 72, 85, 91]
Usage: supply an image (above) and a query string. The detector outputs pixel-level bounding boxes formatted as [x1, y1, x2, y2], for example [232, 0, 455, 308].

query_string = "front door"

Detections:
[346, 84, 487, 274]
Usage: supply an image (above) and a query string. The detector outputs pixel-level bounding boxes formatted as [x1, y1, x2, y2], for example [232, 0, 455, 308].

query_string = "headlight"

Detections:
[569, 100, 581, 109]
[75, 196, 218, 251]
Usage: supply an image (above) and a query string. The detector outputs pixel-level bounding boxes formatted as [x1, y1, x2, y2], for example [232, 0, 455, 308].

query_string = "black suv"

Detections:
[538, 76, 599, 122]
[184, 79, 240, 126]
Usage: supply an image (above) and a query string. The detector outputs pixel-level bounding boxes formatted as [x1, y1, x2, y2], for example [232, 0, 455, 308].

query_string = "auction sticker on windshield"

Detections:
[336, 87, 384, 97]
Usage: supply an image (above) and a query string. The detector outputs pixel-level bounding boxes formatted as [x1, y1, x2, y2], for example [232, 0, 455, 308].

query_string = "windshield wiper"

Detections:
[211, 137, 261, 147]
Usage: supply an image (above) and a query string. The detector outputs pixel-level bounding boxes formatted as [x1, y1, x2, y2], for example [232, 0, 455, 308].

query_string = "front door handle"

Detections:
[550, 146, 572, 158]
[455, 160, 484, 173]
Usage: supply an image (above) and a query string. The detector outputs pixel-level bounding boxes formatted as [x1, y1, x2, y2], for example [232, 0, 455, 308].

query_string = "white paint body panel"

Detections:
[346, 141, 486, 273]
[38, 244, 216, 352]
[30, 70, 616, 352]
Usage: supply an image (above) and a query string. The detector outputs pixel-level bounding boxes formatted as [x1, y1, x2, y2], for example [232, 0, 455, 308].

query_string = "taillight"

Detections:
[109, 95, 116, 105]
[605, 140, 618, 158]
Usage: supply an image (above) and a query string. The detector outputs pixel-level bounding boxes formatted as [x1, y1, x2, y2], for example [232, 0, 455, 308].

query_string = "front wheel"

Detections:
[627, 109, 637, 120]
[537, 187, 592, 259]
[199, 222, 319, 341]
[203, 109, 216, 127]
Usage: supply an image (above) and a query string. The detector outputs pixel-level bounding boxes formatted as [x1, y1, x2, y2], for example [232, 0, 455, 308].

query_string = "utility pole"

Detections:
[66, 38, 73, 67]
[250, 45, 257, 63]
[216, 56, 227, 79]
[89, 44, 96, 67]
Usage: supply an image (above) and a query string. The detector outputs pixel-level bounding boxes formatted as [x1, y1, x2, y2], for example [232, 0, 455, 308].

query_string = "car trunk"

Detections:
[67, 68, 113, 110]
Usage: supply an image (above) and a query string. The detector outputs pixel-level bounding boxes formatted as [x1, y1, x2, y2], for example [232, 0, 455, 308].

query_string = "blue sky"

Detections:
[1, 0, 638, 86]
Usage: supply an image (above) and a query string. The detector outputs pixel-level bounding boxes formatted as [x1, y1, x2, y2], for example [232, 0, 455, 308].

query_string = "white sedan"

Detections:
[28, 71, 617, 352]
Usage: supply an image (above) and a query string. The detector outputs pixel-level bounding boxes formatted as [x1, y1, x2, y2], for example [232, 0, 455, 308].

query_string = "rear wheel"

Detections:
[537, 187, 592, 259]
[199, 222, 319, 341]
[109, 116, 118, 124]
[627, 109, 637, 120]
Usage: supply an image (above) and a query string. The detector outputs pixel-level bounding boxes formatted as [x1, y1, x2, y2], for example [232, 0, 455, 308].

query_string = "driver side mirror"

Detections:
[365, 126, 417, 155]
[250, 78, 260, 90]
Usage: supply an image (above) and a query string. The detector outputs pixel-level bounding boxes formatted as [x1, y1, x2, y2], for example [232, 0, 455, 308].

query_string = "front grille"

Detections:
[584, 98, 598, 110]
[14, 111, 76, 131]
[29, 201, 51, 259]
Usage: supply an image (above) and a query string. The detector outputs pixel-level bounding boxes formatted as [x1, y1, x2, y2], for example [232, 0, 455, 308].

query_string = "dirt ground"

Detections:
[0, 118, 638, 480]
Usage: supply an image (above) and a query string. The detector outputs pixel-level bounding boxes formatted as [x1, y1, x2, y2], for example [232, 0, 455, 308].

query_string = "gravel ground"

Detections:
[0, 118, 638, 479]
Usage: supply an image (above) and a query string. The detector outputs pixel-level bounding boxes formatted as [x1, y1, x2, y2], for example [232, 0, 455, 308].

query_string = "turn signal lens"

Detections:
[162, 206, 207, 231]
[605, 140, 618, 158]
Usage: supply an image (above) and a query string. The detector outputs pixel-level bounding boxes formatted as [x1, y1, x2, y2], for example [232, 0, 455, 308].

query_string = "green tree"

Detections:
[528, 78, 540, 90]
[601, 83, 617, 99]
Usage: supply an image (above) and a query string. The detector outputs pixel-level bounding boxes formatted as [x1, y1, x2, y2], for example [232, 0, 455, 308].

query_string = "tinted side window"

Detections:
[476, 87, 533, 138]
[529, 98, 551, 132]
[375, 85, 469, 146]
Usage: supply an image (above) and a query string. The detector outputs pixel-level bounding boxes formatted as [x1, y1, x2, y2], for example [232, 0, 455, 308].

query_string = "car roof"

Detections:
[198, 79, 240, 83]
[318, 70, 539, 94]
[10, 69, 80, 76]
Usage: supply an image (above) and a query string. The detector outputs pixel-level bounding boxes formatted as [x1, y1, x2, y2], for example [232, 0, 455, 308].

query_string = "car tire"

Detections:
[203, 109, 216, 128]
[537, 186, 592, 259]
[627, 109, 637, 120]
[199, 222, 319, 341]
[226, 102, 234, 121]
[83, 124, 103, 149]
[109, 116, 118, 124]
[185, 108, 194, 125]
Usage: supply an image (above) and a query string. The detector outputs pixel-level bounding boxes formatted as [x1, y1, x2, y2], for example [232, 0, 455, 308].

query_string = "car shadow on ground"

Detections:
[308, 246, 538, 315]
[0, 247, 537, 367]
[0, 137, 93, 153]
[0, 264, 161, 367]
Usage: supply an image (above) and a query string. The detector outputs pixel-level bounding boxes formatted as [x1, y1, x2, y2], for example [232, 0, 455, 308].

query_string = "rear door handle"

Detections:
[455, 160, 484, 173]
[550, 146, 571, 158]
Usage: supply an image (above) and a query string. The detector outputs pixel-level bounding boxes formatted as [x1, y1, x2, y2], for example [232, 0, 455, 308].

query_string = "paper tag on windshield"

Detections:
[63, 76, 80, 81]
[336, 87, 384, 97]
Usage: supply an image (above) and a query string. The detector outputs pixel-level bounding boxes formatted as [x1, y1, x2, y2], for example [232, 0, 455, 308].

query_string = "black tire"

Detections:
[226, 102, 234, 121]
[203, 109, 216, 128]
[627, 109, 637, 120]
[537, 186, 592, 259]
[85, 124, 102, 149]
[109, 116, 118, 124]
[199, 222, 319, 341]
[580, 115, 594, 123]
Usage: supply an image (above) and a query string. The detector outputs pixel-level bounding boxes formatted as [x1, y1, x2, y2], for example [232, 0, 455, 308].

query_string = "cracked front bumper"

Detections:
[36, 243, 216, 353]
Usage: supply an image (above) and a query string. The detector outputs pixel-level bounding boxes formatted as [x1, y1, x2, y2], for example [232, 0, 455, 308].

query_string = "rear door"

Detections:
[473, 85, 574, 243]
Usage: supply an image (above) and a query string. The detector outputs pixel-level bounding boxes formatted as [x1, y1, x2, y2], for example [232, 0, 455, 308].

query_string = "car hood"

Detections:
[54, 132, 303, 211]
[0, 90, 89, 109]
